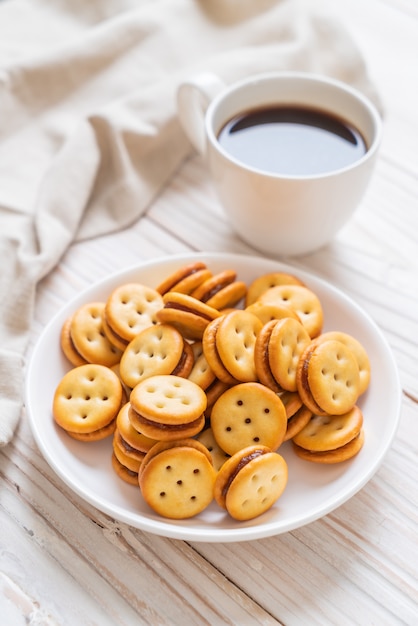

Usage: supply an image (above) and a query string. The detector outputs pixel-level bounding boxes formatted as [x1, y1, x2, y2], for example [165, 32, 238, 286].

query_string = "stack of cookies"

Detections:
[52, 261, 370, 523]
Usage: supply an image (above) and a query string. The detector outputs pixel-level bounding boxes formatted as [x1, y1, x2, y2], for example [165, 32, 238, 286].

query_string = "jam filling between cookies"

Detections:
[103, 316, 129, 347]
[222, 448, 266, 498]
[299, 348, 324, 414]
[131, 409, 204, 431]
[163, 301, 215, 321]
[199, 278, 234, 303]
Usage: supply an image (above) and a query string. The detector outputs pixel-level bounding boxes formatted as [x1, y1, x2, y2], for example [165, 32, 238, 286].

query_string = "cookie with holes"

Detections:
[129, 374, 206, 441]
[202, 316, 240, 386]
[214, 445, 288, 521]
[245, 271, 305, 306]
[187, 341, 216, 390]
[156, 292, 220, 341]
[69, 302, 123, 367]
[257, 284, 323, 338]
[60, 316, 89, 367]
[255, 318, 311, 391]
[116, 402, 158, 454]
[210, 382, 287, 456]
[196, 427, 230, 471]
[119, 323, 194, 389]
[310, 330, 371, 395]
[52, 363, 123, 439]
[138, 439, 217, 519]
[293, 428, 365, 464]
[292, 405, 363, 453]
[296, 339, 360, 416]
[215, 309, 263, 383]
[191, 269, 247, 310]
[155, 261, 212, 296]
[103, 283, 164, 351]
[245, 300, 300, 326]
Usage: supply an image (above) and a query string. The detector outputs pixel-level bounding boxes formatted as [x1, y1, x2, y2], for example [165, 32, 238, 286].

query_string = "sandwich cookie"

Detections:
[155, 262, 212, 296]
[255, 317, 311, 393]
[156, 292, 220, 341]
[210, 382, 287, 456]
[214, 310, 263, 383]
[202, 316, 240, 386]
[191, 269, 247, 310]
[103, 282, 164, 351]
[187, 341, 216, 390]
[292, 406, 365, 463]
[245, 271, 305, 306]
[311, 330, 371, 395]
[296, 339, 360, 416]
[196, 427, 230, 471]
[112, 403, 157, 484]
[119, 323, 194, 389]
[138, 438, 217, 519]
[245, 301, 300, 326]
[129, 374, 207, 441]
[53, 363, 123, 439]
[69, 302, 123, 367]
[257, 284, 323, 338]
[214, 445, 288, 521]
[60, 316, 89, 367]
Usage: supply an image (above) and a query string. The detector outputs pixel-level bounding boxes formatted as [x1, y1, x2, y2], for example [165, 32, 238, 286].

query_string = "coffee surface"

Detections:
[217, 106, 367, 176]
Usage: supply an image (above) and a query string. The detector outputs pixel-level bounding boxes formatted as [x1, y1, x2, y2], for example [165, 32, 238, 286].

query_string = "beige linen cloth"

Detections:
[0, 0, 380, 445]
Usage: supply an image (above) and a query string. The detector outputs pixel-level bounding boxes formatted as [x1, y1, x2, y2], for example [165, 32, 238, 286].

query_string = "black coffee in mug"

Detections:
[217, 105, 367, 176]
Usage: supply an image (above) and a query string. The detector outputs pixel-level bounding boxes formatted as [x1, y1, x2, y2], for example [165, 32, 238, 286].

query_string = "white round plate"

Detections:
[26, 253, 401, 542]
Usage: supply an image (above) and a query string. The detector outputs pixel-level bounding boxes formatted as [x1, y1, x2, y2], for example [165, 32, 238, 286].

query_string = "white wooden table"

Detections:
[1, 0, 417, 624]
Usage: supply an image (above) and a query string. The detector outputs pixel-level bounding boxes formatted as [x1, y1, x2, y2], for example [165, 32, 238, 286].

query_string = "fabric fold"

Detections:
[0, 0, 380, 445]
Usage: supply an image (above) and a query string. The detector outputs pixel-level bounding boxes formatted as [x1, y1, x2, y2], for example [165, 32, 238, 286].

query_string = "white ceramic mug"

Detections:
[177, 71, 382, 256]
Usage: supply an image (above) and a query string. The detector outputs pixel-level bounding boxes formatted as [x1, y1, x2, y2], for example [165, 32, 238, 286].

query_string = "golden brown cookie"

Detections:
[312, 331, 371, 395]
[119, 323, 194, 389]
[293, 428, 365, 464]
[202, 316, 240, 386]
[279, 391, 303, 419]
[283, 404, 313, 441]
[66, 418, 117, 442]
[156, 292, 220, 341]
[204, 378, 232, 418]
[214, 445, 288, 521]
[69, 302, 123, 367]
[296, 339, 360, 416]
[245, 301, 300, 325]
[53, 363, 123, 436]
[60, 316, 88, 367]
[155, 262, 212, 296]
[129, 374, 206, 441]
[210, 382, 287, 456]
[116, 402, 158, 454]
[292, 405, 363, 452]
[187, 341, 216, 390]
[258, 285, 323, 338]
[267, 317, 311, 392]
[103, 283, 164, 351]
[111, 451, 141, 486]
[215, 310, 263, 383]
[191, 270, 247, 310]
[245, 271, 305, 306]
[196, 427, 230, 471]
[139, 439, 217, 519]
[113, 429, 145, 466]
[253, 320, 284, 393]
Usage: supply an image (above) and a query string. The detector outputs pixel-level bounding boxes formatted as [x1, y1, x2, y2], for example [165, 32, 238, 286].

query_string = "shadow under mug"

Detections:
[177, 71, 382, 256]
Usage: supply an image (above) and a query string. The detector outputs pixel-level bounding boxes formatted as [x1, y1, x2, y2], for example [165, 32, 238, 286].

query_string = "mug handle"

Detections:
[177, 72, 225, 155]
